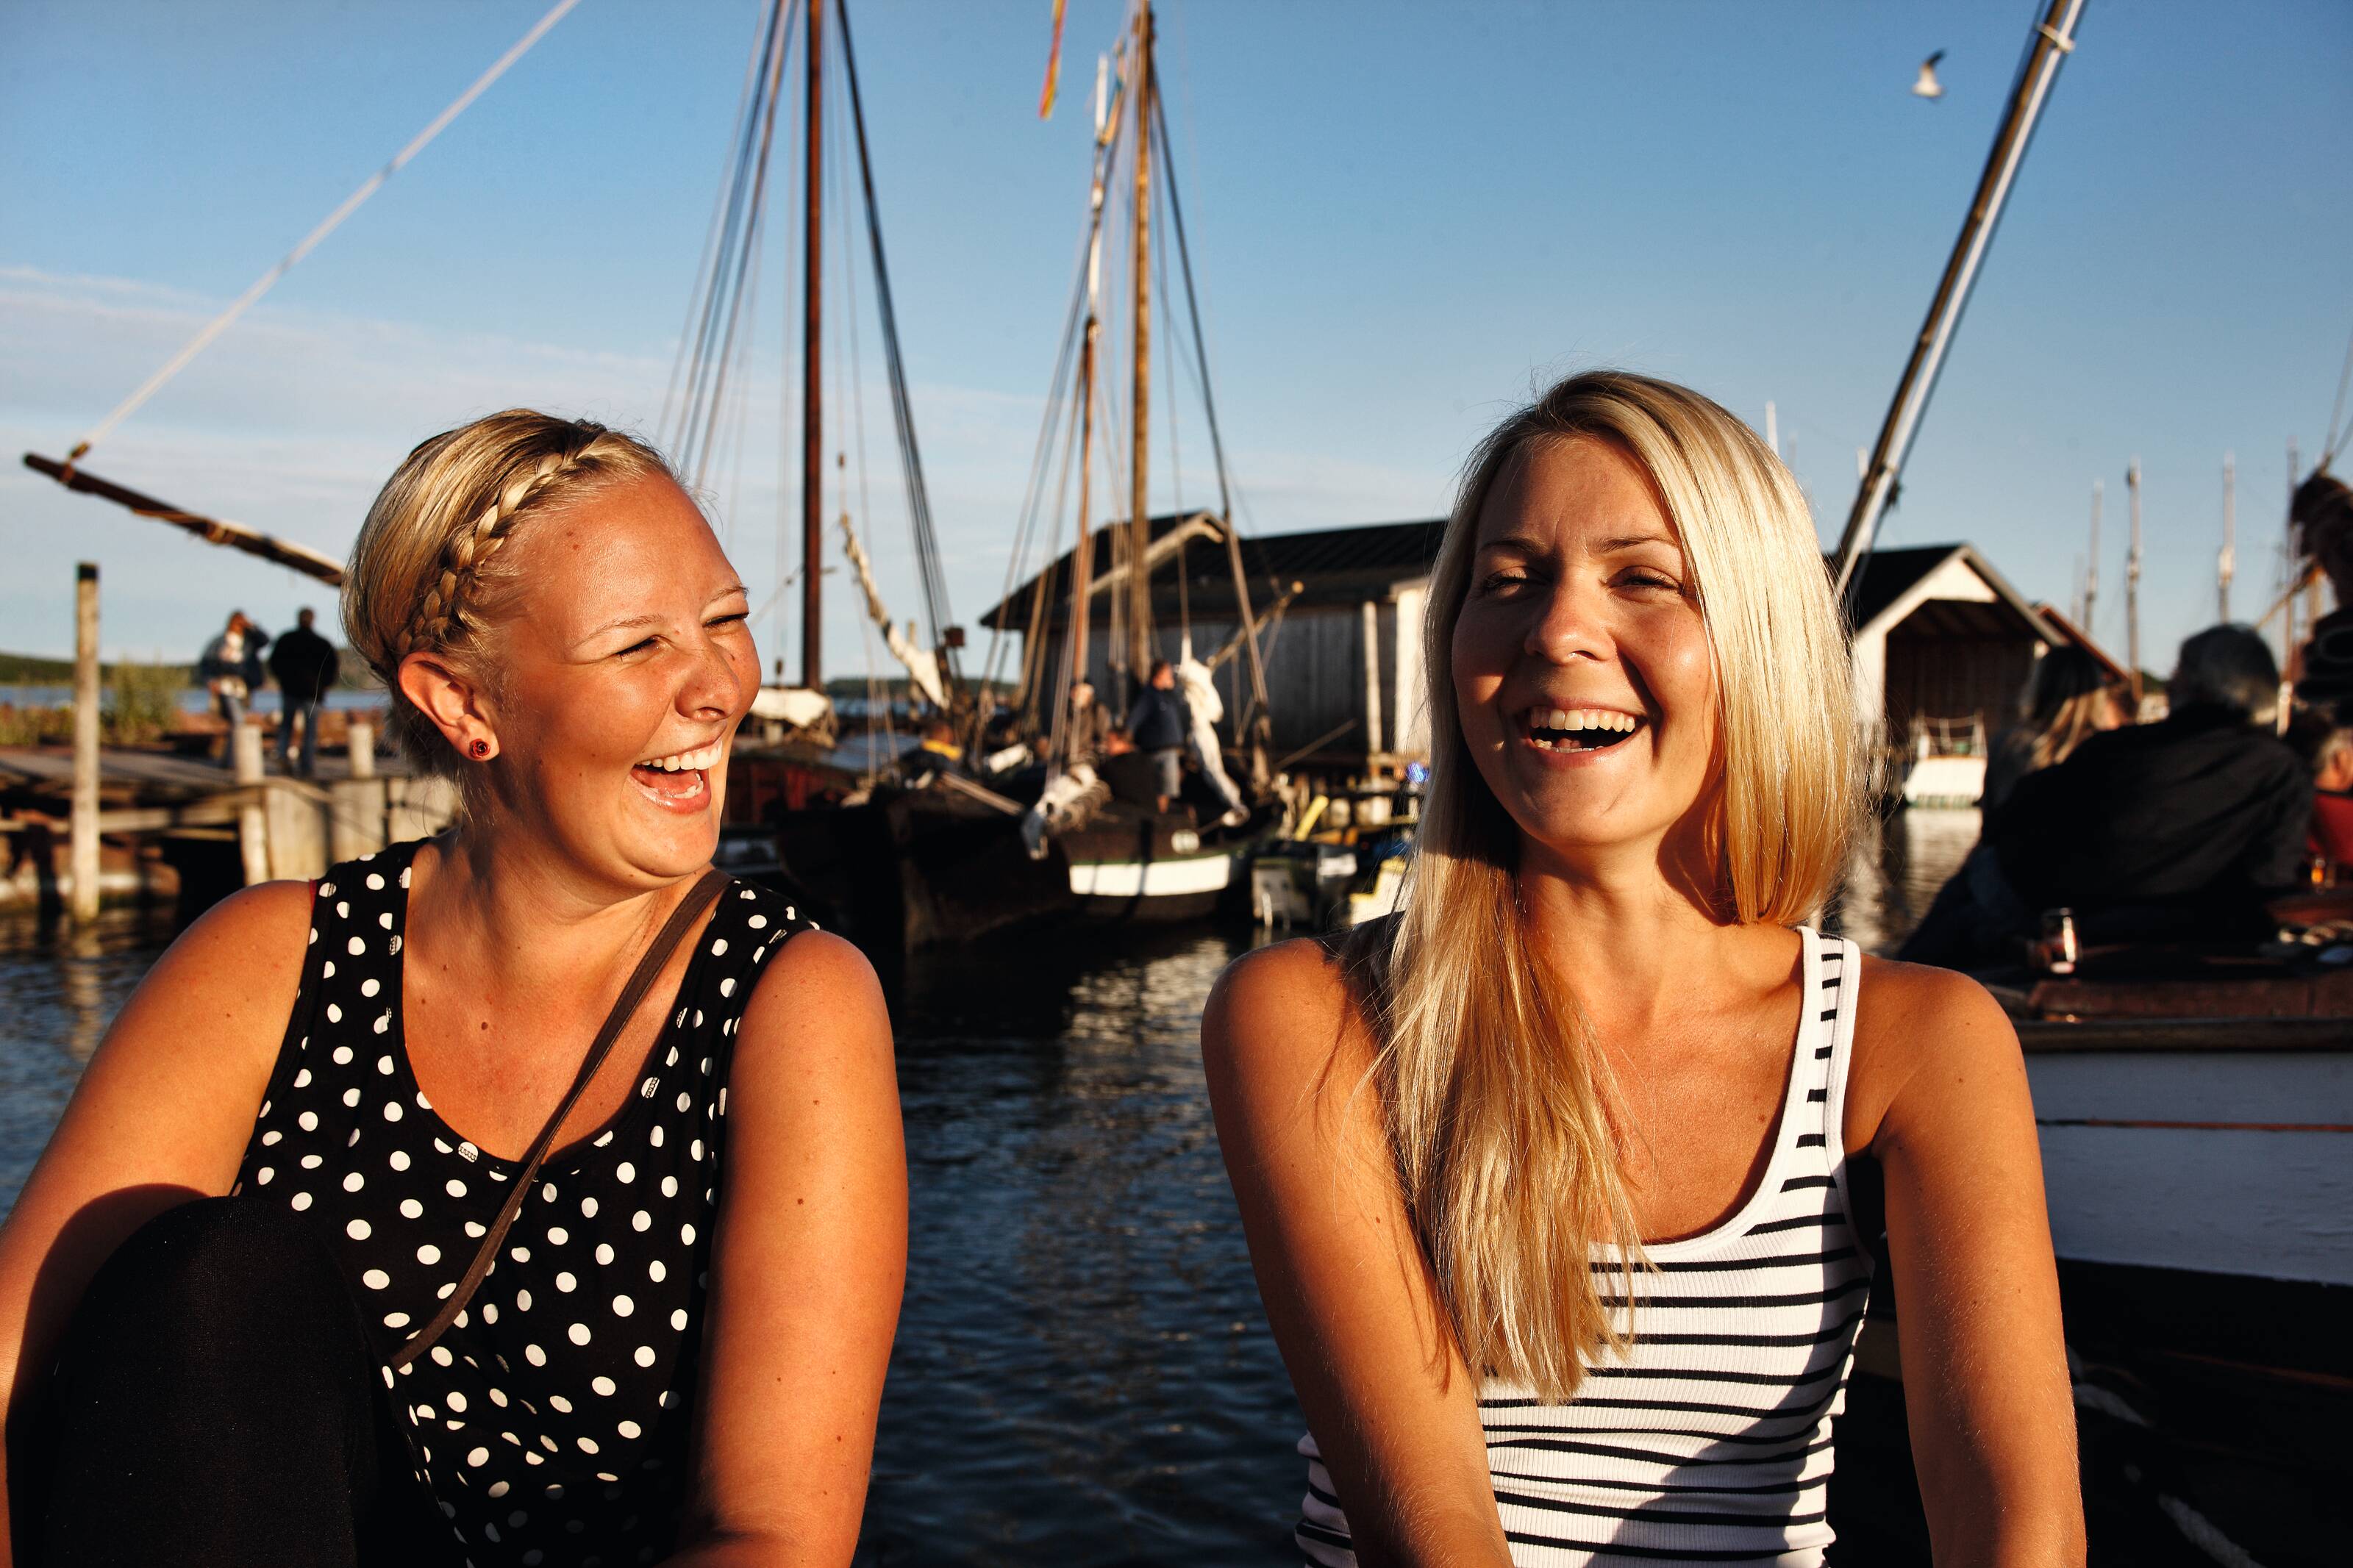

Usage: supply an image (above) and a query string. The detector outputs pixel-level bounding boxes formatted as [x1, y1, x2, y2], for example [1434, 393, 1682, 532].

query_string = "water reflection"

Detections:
[864, 928, 1300, 1566]
[1829, 806, 1979, 954]
[0, 907, 181, 1206]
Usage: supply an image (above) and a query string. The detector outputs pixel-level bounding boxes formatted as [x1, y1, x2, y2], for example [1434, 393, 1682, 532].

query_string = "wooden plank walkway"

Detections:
[0, 745, 413, 804]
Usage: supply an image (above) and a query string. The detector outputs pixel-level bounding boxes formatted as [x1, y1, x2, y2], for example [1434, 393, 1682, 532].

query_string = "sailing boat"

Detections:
[754, 0, 1285, 950]
[957, 0, 1283, 923]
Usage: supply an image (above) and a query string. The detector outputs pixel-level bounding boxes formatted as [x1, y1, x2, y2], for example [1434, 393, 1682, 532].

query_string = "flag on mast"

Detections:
[1038, 0, 1068, 119]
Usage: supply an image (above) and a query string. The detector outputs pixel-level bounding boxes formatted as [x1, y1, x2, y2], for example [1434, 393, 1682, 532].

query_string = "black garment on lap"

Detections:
[1988, 704, 2313, 941]
[26, 1197, 447, 1568]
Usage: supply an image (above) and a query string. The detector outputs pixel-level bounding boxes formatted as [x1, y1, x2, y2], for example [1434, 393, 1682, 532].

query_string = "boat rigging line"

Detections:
[1829, 0, 2087, 610]
[59, 0, 585, 474]
[663, 0, 796, 490]
[836, 0, 960, 686]
[26, 0, 585, 570]
[1152, 88, 1271, 745]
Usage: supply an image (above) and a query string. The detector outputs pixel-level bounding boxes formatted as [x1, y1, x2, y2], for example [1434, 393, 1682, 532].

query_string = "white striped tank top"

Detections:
[1297, 927, 1871, 1567]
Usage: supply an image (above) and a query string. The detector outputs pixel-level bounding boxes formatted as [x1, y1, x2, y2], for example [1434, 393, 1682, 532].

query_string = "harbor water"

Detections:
[3, 808, 2223, 1565]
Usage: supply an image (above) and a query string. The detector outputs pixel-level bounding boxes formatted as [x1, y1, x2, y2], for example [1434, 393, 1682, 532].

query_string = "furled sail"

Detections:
[839, 512, 946, 711]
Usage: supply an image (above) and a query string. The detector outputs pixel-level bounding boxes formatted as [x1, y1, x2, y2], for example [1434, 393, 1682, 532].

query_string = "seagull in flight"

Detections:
[1912, 49, 1946, 99]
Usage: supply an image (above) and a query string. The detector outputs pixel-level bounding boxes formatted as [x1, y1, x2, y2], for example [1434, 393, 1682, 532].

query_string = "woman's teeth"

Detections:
[1532, 708, 1637, 734]
[636, 742, 723, 773]
[1524, 707, 1642, 751]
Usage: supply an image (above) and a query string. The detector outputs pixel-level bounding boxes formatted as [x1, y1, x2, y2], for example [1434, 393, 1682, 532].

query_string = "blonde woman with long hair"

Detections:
[0, 412, 904, 1567]
[1204, 372, 2082, 1567]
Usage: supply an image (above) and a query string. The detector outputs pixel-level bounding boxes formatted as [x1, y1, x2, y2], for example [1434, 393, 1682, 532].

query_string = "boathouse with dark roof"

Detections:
[984, 518, 2102, 791]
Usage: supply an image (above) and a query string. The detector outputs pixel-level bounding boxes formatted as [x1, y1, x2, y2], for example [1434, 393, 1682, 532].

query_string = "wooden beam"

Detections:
[24, 453, 345, 584]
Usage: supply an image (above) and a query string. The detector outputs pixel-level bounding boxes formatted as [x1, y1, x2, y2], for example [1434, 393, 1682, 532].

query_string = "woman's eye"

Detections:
[1617, 570, 1682, 593]
[706, 612, 749, 631]
[1477, 569, 1530, 595]
[616, 637, 659, 657]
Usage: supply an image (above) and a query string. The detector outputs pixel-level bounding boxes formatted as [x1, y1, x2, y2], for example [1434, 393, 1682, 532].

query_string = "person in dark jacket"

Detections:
[1990, 625, 2310, 945]
[1903, 625, 2310, 967]
[265, 607, 340, 777]
[1126, 659, 1190, 812]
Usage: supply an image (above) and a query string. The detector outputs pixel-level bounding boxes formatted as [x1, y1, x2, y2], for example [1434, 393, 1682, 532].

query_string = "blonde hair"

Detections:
[1349, 370, 1857, 1400]
[343, 409, 675, 785]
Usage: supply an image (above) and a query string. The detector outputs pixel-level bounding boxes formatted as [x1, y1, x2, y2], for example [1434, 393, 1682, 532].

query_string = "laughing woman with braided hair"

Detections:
[0, 412, 905, 1567]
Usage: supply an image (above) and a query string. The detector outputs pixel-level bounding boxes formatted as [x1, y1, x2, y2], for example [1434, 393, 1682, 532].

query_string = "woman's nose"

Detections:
[677, 633, 746, 717]
[1524, 578, 1610, 665]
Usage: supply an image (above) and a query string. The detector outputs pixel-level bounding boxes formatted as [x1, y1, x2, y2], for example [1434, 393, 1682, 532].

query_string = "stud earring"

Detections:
[471, 739, 491, 759]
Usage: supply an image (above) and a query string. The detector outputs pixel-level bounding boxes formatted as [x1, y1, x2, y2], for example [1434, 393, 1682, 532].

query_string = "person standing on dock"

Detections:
[265, 606, 340, 778]
[0, 411, 904, 1566]
[195, 609, 268, 769]
[1127, 658, 1190, 813]
[1204, 371, 2083, 1567]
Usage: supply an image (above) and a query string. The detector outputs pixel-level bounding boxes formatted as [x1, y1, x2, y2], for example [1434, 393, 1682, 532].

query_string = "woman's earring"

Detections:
[471, 738, 492, 759]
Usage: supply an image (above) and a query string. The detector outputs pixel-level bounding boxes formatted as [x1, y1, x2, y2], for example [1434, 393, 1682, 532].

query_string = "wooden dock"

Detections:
[0, 731, 455, 915]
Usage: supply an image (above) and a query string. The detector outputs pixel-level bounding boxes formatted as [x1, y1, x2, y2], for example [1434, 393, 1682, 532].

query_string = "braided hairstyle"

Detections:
[343, 410, 676, 785]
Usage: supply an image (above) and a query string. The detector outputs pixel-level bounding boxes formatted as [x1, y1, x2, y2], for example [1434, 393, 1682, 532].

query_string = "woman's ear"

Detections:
[398, 652, 499, 762]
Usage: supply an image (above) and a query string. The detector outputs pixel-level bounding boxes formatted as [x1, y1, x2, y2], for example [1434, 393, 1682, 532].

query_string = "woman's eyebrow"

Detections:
[581, 612, 661, 642]
[1598, 531, 1679, 551]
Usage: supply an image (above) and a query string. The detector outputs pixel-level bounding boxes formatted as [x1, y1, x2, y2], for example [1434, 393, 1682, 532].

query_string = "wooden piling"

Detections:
[233, 724, 267, 884]
[70, 563, 100, 923]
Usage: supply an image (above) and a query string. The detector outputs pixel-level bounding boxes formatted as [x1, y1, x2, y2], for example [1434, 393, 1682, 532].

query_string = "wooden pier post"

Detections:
[70, 562, 101, 923]
[333, 717, 386, 862]
[233, 722, 268, 884]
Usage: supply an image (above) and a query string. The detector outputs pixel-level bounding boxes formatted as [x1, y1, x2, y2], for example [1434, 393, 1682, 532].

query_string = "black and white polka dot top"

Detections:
[232, 837, 814, 1567]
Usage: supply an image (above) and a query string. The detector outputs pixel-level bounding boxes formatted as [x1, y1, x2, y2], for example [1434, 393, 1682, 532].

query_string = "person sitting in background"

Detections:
[1126, 659, 1190, 813]
[2304, 725, 2353, 871]
[2290, 470, 2353, 716]
[1981, 644, 2126, 812]
[1990, 624, 2311, 946]
[196, 609, 268, 770]
[265, 606, 340, 778]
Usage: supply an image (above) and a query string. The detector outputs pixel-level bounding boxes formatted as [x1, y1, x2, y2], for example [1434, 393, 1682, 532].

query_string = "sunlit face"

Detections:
[1451, 436, 1718, 866]
[472, 476, 757, 887]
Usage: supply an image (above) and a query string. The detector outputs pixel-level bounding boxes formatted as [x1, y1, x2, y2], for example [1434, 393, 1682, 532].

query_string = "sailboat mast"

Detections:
[1829, 0, 2087, 603]
[2220, 451, 2235, 622]
[2084, 479, 2101, 640]
[801, 0, 826, 689]
[1071, 321, 1099, 708]
[1125, 4, 1155, 691]
[2126, 458, 2143, 708]
[2286, 438, 2301, 665]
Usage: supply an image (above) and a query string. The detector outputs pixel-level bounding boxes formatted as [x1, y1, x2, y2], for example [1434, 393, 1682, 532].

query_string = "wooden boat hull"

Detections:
[773, 790, 1268, 951]
[2005, 1019, 2353, 1560]
[1060, 813, 1253, 923]
[2020, 1025, 2353, 1290]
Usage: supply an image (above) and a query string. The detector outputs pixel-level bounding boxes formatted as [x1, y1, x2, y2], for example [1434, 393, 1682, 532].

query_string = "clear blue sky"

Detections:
[3, 0, 2348, 682]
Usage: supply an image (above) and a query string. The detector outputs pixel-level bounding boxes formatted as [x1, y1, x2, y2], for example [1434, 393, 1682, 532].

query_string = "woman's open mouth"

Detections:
[630, 741, 723, 812]
[1519, 705, 1645, 754]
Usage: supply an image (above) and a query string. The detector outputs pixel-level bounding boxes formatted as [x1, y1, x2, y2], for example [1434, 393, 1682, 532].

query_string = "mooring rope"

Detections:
[65, 0, 585, 468]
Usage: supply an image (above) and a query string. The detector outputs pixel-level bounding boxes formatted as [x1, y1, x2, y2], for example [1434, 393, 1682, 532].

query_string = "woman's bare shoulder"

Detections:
[137, 878, 317, 1023]
[1847, 954, 2023, 1148]
[1204, 934, 1379, 1088]
[736, 927, 890, 1071]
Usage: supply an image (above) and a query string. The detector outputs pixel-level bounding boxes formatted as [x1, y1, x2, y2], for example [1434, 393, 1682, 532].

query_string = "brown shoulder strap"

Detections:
[389, 867, 731, 1372]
